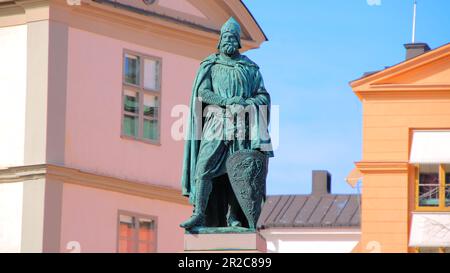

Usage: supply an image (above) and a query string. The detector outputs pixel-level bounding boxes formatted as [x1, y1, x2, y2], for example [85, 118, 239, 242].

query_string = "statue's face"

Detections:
[219, 32, 239, 56]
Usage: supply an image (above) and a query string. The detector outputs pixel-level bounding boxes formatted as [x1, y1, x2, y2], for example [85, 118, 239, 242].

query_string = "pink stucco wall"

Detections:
[59, 183, 191, 253]
[65, 27, 199, 190]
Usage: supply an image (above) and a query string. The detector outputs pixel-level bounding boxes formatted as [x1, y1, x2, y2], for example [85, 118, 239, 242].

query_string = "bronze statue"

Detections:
[180, 17, 273, 232]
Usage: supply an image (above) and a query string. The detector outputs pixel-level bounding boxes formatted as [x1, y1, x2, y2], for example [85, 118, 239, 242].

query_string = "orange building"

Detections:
[349, 43, 450, 253]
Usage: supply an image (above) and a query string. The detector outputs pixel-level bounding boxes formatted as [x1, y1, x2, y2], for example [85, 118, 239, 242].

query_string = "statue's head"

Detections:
[217, 17, 241, 56]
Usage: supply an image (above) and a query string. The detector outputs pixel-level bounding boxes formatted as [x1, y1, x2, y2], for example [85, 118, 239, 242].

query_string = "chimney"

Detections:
[312, 170, 331, 195]
[404, 43, 430, 60]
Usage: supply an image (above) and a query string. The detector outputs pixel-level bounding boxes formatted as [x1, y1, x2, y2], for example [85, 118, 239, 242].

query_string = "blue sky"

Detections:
[243, 0, 450, 195]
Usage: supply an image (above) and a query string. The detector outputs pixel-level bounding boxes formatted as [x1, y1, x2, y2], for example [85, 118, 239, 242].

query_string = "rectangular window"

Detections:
[416, 164, 450, 211]
[418, 164, 440, 207]
[118, 213, 157, 253]
[122, 51, 161, 143]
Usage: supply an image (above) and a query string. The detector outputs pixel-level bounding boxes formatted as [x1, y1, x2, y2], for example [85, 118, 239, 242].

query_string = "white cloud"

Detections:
[367, 0, 382, 6]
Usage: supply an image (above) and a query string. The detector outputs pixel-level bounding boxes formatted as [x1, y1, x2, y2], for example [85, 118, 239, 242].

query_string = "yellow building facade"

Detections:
[350, 43, 450, 253]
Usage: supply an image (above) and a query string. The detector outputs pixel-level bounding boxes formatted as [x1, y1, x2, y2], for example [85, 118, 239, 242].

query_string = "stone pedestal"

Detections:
[184, 231, 267, 253]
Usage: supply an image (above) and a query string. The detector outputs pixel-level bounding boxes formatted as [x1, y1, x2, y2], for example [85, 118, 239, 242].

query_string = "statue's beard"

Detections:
[220, 43, 238, 56]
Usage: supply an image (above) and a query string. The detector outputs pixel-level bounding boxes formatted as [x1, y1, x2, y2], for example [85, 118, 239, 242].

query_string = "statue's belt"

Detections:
[205, 106, 250, 119]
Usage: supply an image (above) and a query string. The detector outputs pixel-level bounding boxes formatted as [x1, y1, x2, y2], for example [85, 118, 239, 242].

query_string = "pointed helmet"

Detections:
[217, 17, 242, 49]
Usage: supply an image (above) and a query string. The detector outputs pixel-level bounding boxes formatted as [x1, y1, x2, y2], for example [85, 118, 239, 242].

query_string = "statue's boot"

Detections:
[180, 179, 212, 229]
[227, 183, 242, 227]
[228, 218, 242, 227]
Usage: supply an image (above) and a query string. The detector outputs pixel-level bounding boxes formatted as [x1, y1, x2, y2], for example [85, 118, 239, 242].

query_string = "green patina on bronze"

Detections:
[180, 17, 274, 233]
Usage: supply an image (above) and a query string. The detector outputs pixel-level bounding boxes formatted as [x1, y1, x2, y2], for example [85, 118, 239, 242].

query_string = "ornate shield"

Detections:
[226, 150, 268, 229]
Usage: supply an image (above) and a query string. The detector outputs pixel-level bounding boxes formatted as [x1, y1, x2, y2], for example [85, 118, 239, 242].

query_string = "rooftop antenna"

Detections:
[411, 0, 417, 43]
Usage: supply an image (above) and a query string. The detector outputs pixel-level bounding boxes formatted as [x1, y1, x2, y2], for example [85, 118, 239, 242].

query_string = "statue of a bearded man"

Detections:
[180, 17, 274, 231]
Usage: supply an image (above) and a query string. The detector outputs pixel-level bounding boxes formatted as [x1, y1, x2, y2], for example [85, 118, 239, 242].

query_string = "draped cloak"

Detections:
[181, 53, 274, 206]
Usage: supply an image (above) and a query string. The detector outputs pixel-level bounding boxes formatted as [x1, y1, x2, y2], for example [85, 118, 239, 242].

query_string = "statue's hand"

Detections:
[245, 99, 255, 105]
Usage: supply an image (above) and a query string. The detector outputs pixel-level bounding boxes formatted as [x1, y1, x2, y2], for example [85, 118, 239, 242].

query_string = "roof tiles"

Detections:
[257, 194, 360, 229]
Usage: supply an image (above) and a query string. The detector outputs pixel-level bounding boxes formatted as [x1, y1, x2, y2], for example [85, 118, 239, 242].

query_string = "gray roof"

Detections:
[257, 194, 360, 229]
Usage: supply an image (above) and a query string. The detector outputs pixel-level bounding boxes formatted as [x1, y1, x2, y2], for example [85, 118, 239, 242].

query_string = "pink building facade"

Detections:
[0, 0, 266, 253]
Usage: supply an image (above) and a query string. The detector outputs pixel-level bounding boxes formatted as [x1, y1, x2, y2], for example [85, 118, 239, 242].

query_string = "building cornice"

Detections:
[354, 84, 450, 100]
[0, 164, 46, 182]
[355, 161, 410, 174]
[0, 164, 189, 206]
[0, 0, 49, 26]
